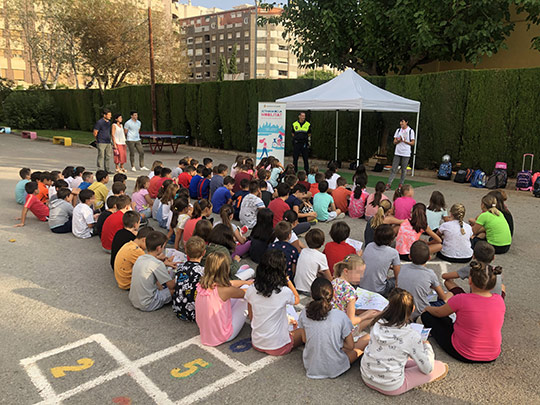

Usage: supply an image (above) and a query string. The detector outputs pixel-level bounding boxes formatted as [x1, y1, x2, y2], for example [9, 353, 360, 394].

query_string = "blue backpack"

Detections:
[437, 162, 452, 180]
[470, 169, 486, 188]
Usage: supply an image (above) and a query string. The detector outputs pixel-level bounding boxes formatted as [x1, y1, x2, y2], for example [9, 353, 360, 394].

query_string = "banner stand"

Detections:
[256, 102, 286, 165]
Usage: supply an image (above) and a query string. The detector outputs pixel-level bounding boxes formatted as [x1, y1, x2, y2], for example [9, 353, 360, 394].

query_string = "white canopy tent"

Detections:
[276, 68, 422, 175]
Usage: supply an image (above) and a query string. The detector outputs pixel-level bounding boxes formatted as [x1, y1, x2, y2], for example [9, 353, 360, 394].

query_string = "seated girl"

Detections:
[436, 203, 473, 263]
[249, 208, 274, 263]
[365, 181, 389, 220]
[348, 178, 370, 219]
[217, 204, 251, 258]
[426, 191, 448, 232]
[364, 200, 403, 246]
[469, 194, 512, 254]
[395, 203, 441, 261]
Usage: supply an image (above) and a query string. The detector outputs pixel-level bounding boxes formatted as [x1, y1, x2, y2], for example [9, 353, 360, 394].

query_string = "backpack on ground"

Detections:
[454, 169, 467, 183]
[533, 174, 540, 197]
[516, 153, 534, 191]
[464, 168, 474, 183]
[470, 169, 486, 188]
[486, 162, 508, 189]
[437, 162, 452, 180]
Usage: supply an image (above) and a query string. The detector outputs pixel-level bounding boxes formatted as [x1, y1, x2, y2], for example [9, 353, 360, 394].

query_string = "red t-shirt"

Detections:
[148, 176, 162, 198]
[448, 293, 506, 361]
[309, 183, 320, 197]
[323, 241, 356, 276]
[25, 194, 49, 221]
[299, 180, 310, 191]
[177, 172, 192, 189]
[233, 172, 253, 193]
[268, 198, 290, 227]
[332, 186, 352, 213]
[183, 217, 202, 245]
[101, 211, 124, 250]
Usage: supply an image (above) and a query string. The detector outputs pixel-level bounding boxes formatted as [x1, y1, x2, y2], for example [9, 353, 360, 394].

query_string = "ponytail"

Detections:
[370, 181, 386, 207]
[219, 204, 234, 230]
[450, 203, 466, 235]
[305, 278, 333, 321]
[410, 203, 427, 233]
[371, 199, 392, 229]
[482, 195, 500, 216]
[333, 254, 364, 278]
[191, 199, 211, 219]
[170, 198, 189, 229]
[469, 261, 502, 291]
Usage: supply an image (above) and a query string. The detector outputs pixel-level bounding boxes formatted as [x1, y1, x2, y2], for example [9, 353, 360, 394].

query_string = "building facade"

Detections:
[177, 5, 303, 81]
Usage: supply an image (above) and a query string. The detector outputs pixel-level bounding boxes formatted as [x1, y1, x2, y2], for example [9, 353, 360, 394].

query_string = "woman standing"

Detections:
[112, 114, 127, 173]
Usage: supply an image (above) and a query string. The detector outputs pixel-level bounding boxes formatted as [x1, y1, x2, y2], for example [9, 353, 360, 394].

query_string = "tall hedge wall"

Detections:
[5, 68, 540, 174]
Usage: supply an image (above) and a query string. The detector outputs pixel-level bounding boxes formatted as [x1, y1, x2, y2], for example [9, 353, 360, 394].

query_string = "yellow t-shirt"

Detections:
[88, 182, 109, 209]
[114, 241, 145, 290]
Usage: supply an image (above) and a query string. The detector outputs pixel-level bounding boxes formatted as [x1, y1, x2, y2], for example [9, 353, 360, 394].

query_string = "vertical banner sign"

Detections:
[256, 102, 286, 165]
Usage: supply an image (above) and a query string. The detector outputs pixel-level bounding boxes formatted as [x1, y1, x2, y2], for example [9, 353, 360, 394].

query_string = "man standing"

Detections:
[387, 118, 415, 190]
[124, 110, 148, 172]
[94, 109, 113, 174]
[292, 112, 311, 172]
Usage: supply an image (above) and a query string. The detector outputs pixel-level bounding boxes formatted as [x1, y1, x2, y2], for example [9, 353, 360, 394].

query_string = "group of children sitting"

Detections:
[14, 155, 512, 395]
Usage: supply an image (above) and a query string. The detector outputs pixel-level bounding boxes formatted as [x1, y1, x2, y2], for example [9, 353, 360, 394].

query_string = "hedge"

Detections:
[3, 68, 540, 174]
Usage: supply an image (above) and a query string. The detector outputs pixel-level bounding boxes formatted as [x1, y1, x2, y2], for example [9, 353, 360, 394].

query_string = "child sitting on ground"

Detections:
[393, 184, 416, 220]
[348, 178, 369, 219]
[360, 224, 401, 297]
[171, 198, 191, 250]
[469, 194, 512, 255]
[239, 180, 265, 229]
[114, 226, 154, 290]
[210, 163, 228, 198]
[218, 204, 250, 258]
[129, 231, 175, 312]
[297, 170, 310, 191]
[211, 176, 234, 214]
[286, 184, 316, 224]
[183, 199, 212, 247]
[233, 164, 253, 193]
[37, 172, 52, 204]
[197, 168, 212, 200]
[365, 181, 390, 220]
[148, 160, 163, 179]
[332, 177, 352, 214]
[195, 251, 251, 346]
[269, 157, 283, 188]
[323, 221, 357, 275]
[282, 210, 308, 248]
[106, 181, 126, 209]
[298, 278, 369, 379]
[331, 255, 379, 329]
[132, 176, 153, 219]
[110, 210, 141, 269]
[88, 170, 110, 210]
[177, 165, 196, 189]
[436, 203, 473, 263]
[173, 236, 206, 321]
[15, 167, 31, 205]
[246, 249, 302, 355]
[294, 228, 331, 295]
[307, 166, 318, 184]
[396, 241, 452, 320]
[171, 158, 189, 179]
[79, 172, 94, 190]
[94, 196, 118, 237]
[101, 195, 132, 252]
[361, 288, 448, 396]
[268, 221, 299, 279]
[442, 241, 505, 298]
[232, 178, 250, 220]
[269, 183, 291, 226]
[72, 189, 98, 239]
[426, 191, 448, 231]
[14, 182, 49, 227]
[249, 208, 274, 263]
[422, 261, 505, 363]
[48, 188, 74, 233]
[313, 181, 344, 222]
[259, 180, 272, 207]
[309, 172, 325, 197]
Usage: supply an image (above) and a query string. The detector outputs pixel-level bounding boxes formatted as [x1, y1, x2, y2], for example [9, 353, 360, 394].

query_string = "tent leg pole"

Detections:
[335, 110, 339, 161]
[356, 109, 363, 165]
[412, 112, 420, 177]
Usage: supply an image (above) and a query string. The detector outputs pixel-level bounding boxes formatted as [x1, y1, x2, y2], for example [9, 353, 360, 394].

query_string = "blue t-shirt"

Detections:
[79, 181, 92, 190]
[198, 178, 210, 199]
[232, 190, 249, 219]
[124, 119, 141, 141]
[94, 118, 112, 143]
[15, 179, 30, 204]
[286, 195, 303, 210]
[189, 175, 202, 199]
[268, 241, 299, 278]
[209, 174, 223, 198]
[313, 192, 334, 221]
[211, 186, 232, 213]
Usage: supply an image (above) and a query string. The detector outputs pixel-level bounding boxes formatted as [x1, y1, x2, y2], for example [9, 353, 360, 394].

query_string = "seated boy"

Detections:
[442, 241, 505, 298]
[233, 164, 253, 193]
[105, 181, 127, 209]
[397, 240, 452, 320]
[268, 183, 291, 226]
[14, 182, 49, 227]
[37, 172, 52, 204]
[313, 180, 344, 222]
[197, 167, 212, 200]
[294, 228, 331, 294]
[239, 180, 265, 229]
[72, 189, 98, 238]
[189, 165, 204, 199]
[232, 178, 250, 220]
[110, 210, 141, 269]
[287, 184, 316, 223]
[15, 167, 31, 205]
[172, 236, 206, 321]
[114, 226, 154, 289]
[177, 165, 195, 189]
[79, 172, 94, 190]
[297, 170, 310, 191]
[210, 163, 228, 198]
[71, 166, 86, 189]
[211, 175, 234, 214]
[332, 177, 352, 214]
[129, 231, 176, 311]
[359, 224, 401, 297]
[323, 221, 357, 275]
[309, 172, 325, 197]
[95, 195, 118, 237]
[101, 195, 132, 251]
[171, 158, 189, 179]
[268, 221, 299, 278]
[48, 188, 74, 233]
[203, 157, 213, 169]
[88, 170, 110, 210]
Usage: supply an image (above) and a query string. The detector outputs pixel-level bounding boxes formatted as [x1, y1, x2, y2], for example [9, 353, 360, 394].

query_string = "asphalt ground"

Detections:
[1, 134, 539, 404]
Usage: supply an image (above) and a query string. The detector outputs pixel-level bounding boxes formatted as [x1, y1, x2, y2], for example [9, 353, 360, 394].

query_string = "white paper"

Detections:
[166, 248, 187, 265]
[287, 305, 299, 332]
[346, 238, 363, 252]
[355, 288, 389, 311]
[411, 323, 431, 341]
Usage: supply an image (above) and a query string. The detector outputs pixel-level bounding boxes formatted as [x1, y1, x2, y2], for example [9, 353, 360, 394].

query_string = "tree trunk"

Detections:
[71, 59, 79, 89]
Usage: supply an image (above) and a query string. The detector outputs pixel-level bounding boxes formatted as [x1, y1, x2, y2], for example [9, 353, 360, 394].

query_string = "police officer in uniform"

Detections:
[292, 112, 311, 172]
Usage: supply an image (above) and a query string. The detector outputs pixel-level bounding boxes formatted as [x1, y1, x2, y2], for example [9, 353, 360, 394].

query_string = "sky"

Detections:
[186, 1, 287, 10]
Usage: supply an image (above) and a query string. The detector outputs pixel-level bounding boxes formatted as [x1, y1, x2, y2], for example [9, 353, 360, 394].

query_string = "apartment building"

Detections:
[177, 4, 302, 81]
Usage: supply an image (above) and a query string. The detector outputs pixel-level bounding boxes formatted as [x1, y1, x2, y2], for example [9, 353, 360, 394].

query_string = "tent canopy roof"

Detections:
[276, 68, 420, 113]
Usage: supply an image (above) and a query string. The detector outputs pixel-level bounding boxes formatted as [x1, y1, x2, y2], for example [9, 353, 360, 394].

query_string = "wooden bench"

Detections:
[140, 132, 189, 154]
[52, 136, 72, 146]
[21, 131, 37, 140]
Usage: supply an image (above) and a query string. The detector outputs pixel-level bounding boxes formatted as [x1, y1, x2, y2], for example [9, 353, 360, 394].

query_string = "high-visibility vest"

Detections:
[292, 120, 310, 134]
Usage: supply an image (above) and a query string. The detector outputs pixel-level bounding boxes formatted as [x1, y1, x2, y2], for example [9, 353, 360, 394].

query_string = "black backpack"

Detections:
[533, 175, 540, 197]
[486, 169, 508, 189]
[454, 169, 467, 183]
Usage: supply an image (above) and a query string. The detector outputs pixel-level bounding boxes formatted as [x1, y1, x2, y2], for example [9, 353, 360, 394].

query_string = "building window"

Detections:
[195, 49, 203, 56]
[205, 59, 210, 65]
[211, 46, 216, 53]
[235, 31, 240, 38]
[244, 57, 249, 63]
[187, 49, 193, 56]
[195, 37, 202, 44]
[212, 34, 216, 41]
[244, 43, 249, 50]
[230, 12, 235, 18]
[227, 32, 232, 39]
[196, 73, 202, 79]
[219, 46, 224, 52]
[188, 61, 194, 67]
[205, 47, 210, 54]
[187, 37, 193, 44]
[205, 17, 210, 22]
[196, 18, 201, 24]
[219, 33, 224, 40]
[205, 71, 210, 77]
[278, 44, 288, 51]
[244, 31, 249, 37]
[228, 45, 233, 52]
[278, 70, 288, 77]
[204, 34, 210, 41]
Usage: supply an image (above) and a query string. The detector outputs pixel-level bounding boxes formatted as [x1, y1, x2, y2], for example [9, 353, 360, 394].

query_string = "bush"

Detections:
[2, 91, 60, 129]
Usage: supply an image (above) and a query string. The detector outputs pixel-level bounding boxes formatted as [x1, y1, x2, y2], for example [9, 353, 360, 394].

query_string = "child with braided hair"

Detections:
[436, 203, 473, 263]
[469, 194, 512, 254]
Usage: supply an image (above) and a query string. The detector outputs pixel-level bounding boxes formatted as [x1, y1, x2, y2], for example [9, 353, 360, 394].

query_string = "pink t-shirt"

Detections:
[448, 293, 505, 361]
[394, 196, 416, 220]
[183, 217, 202, 245]
[132, 189, 149, 212]
[364, 193, 389, 219]
[195, 284, 232, 346]
[348, 189, 369, 218]
[395, 219, 423, 255]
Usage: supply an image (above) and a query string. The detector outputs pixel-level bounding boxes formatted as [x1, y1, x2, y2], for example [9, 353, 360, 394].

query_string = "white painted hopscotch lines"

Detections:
[20, 333, 279, 405]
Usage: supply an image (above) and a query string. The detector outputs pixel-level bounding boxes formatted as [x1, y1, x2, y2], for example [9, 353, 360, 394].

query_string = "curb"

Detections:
[2, 131, 95, 150]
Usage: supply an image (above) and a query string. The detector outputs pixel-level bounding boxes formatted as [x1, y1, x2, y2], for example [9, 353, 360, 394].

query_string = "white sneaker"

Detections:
[140, 166, 149, 170]
[131, 167, 137, 172]
[336, 213, 346, 219]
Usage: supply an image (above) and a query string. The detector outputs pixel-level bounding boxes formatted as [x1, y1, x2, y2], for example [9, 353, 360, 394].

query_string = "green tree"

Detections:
[516, 0, 540, 50]
[298, 69, 336, 80]
[228, 44, 238, 74]
[263, 0, 519, 75]
[217, 55, 227, 81]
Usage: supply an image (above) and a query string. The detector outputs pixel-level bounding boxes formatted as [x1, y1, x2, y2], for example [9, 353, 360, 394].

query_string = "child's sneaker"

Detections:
[309, 218, 318, 225]
[336, 212, 345, 219]
[385, 183, 391, 191]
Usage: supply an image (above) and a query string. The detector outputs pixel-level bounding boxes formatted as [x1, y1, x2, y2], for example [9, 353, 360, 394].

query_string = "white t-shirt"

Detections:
[274, 230, 298, 245]
[72, 203, 94, 239]
[438, 220, 473, 259]
[294, 248, 329, 293]
[239, 194, 265, 229]
[394, 127, 415, 157]
[326, 173, 340, 190]
[245, 285, 295, 350]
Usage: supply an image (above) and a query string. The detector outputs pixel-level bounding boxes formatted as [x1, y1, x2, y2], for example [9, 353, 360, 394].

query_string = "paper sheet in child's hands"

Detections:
[346, 238, 363, 252]
[166, 248, 187, 264]
[287, 305, 299, 332]
[355, 288, 388, 311]
[410, 323, 431, 341]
